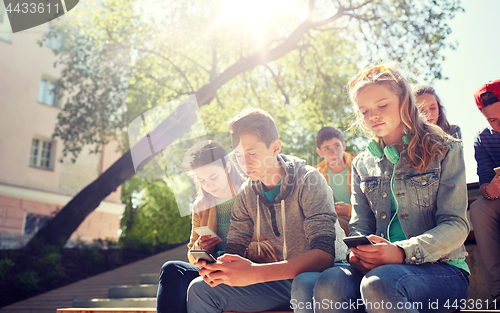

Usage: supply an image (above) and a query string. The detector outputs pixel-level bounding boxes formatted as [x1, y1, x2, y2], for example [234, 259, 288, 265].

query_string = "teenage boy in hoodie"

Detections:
[187, 108, 348, 313]
[315, 126, 356, 236]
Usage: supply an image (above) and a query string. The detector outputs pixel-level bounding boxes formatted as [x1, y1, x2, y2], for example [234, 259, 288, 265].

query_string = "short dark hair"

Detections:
[480, 92, 499, 107]
[227, 108, 279, 148]
[315, 127, 344, 149]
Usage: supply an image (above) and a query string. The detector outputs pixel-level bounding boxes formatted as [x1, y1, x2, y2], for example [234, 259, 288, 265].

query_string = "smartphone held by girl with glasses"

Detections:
[313, 65, 470, 313]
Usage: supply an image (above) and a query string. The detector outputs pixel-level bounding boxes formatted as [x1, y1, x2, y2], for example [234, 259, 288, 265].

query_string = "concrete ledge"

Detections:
[0, 183, 125, 214]
[57, 308, 156, 313]
[73, 298, 156, 309]
[108, 285, 158, 298]
[139, 274, 158, 285]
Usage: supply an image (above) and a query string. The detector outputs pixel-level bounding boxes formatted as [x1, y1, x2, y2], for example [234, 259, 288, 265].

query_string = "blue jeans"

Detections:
[156, 260, 200, 313]
[292, 272, 322, 313]
[186, 276, 293, 313]
[314, 263, 469, 313]
[470, 197, 500, 300]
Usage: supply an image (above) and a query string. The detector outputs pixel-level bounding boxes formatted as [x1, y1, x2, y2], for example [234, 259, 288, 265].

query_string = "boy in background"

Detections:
[315, 126, 355, 235]
[469, 79, 500, 307]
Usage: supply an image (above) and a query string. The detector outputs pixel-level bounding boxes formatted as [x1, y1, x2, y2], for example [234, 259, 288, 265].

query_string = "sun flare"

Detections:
[218, 0, 300, 33]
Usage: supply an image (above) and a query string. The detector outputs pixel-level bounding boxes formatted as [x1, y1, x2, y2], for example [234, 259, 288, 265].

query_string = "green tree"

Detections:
[120, 175, 191, 249]
[27, 0, 462, 249]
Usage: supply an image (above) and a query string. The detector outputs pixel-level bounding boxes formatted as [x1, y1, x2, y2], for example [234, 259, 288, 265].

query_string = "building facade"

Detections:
[0, 7, 125, 249]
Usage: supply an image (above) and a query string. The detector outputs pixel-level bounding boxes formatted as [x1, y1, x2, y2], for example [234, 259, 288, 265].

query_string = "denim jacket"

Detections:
[350, 140, 469, 264]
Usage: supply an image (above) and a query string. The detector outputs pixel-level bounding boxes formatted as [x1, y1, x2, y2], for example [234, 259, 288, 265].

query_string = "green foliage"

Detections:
[93, 238, 120, 250]
[43, 0, 462, 247]
[50, 0, 462, 161]
[32, 244, 67, 285]
[81, 243, 106, 265]
[16, 271, 40, 292]
[119, 174, 191, 250]
[0, 258, 15, 281]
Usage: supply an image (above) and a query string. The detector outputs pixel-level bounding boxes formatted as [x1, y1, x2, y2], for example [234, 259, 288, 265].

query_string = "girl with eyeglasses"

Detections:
[414, 85, 462, 139]
[313, 65, 469, 312]
[156, 140, 275, 313]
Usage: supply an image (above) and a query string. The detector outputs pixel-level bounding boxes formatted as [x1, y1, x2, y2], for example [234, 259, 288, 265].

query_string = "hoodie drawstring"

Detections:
[281, 199, 287, 260]
[256, 195, 286, 260]
[257, 195, 261, 256]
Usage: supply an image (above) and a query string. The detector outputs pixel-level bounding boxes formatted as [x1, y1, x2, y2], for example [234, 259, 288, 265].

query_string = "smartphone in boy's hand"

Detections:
[494, 166, 500, 176]
[343, 235, 374, 249]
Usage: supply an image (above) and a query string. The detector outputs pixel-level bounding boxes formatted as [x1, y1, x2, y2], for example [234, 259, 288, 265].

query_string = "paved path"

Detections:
[0, 245, 188, 313]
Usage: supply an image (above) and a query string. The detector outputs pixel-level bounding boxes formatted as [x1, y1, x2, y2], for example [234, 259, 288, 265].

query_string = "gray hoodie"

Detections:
[226, 154, 348, 262]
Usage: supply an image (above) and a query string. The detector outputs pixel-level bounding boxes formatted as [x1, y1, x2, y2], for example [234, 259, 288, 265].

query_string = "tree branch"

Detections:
[135, 48, 195, 93]
[264, 64, 289, 105]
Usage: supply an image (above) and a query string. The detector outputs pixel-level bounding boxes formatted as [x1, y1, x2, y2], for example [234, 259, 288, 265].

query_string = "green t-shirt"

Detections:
[327, 166, 351, 204]
[388, 189, 406, 243]
[262, 180, 282, 202]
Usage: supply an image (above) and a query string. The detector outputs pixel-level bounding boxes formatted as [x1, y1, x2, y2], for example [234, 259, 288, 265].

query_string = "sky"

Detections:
[431, 0, 500, 183]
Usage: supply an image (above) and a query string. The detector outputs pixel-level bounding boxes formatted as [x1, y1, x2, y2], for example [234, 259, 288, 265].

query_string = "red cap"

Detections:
[474, 79, 500, 110]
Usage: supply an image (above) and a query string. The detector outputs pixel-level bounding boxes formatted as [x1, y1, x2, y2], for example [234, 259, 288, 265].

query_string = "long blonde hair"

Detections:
[349, 65, 451, 172]
[182, 140, 244, 200]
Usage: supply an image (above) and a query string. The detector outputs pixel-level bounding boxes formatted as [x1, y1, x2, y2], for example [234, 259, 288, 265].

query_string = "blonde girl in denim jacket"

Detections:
[313, 65, 469, 313]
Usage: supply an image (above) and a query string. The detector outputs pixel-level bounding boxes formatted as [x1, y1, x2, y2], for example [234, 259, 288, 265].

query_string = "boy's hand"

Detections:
[348, 252, 371, 275]
[351, 235, 404, 268]
[486, 174, 500, 198]
[334, 202, 349, 216]
[196, 235, 221, 250]
[198, 254, 257, 287]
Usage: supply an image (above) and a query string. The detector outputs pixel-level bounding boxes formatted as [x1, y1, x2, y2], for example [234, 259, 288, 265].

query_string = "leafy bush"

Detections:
[0, 258, 15, 281]
[16, 271, 40, 291]
[30, 244, 67, 285]
[120, 175, 191, 250]
[93, 238, 119, 250]
[81, 243, 105, 265]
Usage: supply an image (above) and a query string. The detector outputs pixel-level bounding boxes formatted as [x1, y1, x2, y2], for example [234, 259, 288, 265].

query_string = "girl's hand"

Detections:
[334, 202, 349, 216]
[350, 235, 405, 268]
[196, 235, 221, 250]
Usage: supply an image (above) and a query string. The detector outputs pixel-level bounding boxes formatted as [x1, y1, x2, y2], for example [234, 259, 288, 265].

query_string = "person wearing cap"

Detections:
[469, 79, 500, 306]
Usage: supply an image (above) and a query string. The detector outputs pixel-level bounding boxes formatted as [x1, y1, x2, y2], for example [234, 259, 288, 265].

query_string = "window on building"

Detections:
[46, 28, 62, 50]
[37, 79, 59, 107]
[24, 213, 52, 236]
[30, 138, 54, 170]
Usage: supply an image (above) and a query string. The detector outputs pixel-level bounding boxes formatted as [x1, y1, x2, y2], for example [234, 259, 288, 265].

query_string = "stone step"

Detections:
[55, 309, 500, 313]
[57, 308, 292, 313]
[73, 298, 156, 308]
[140, 274, 158, 285]
[58, 309, 156, 313]
[108, 284, 158, 298]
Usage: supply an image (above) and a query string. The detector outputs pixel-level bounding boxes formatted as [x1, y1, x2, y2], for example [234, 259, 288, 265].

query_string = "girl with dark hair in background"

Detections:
[156, 140, 275, 313]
